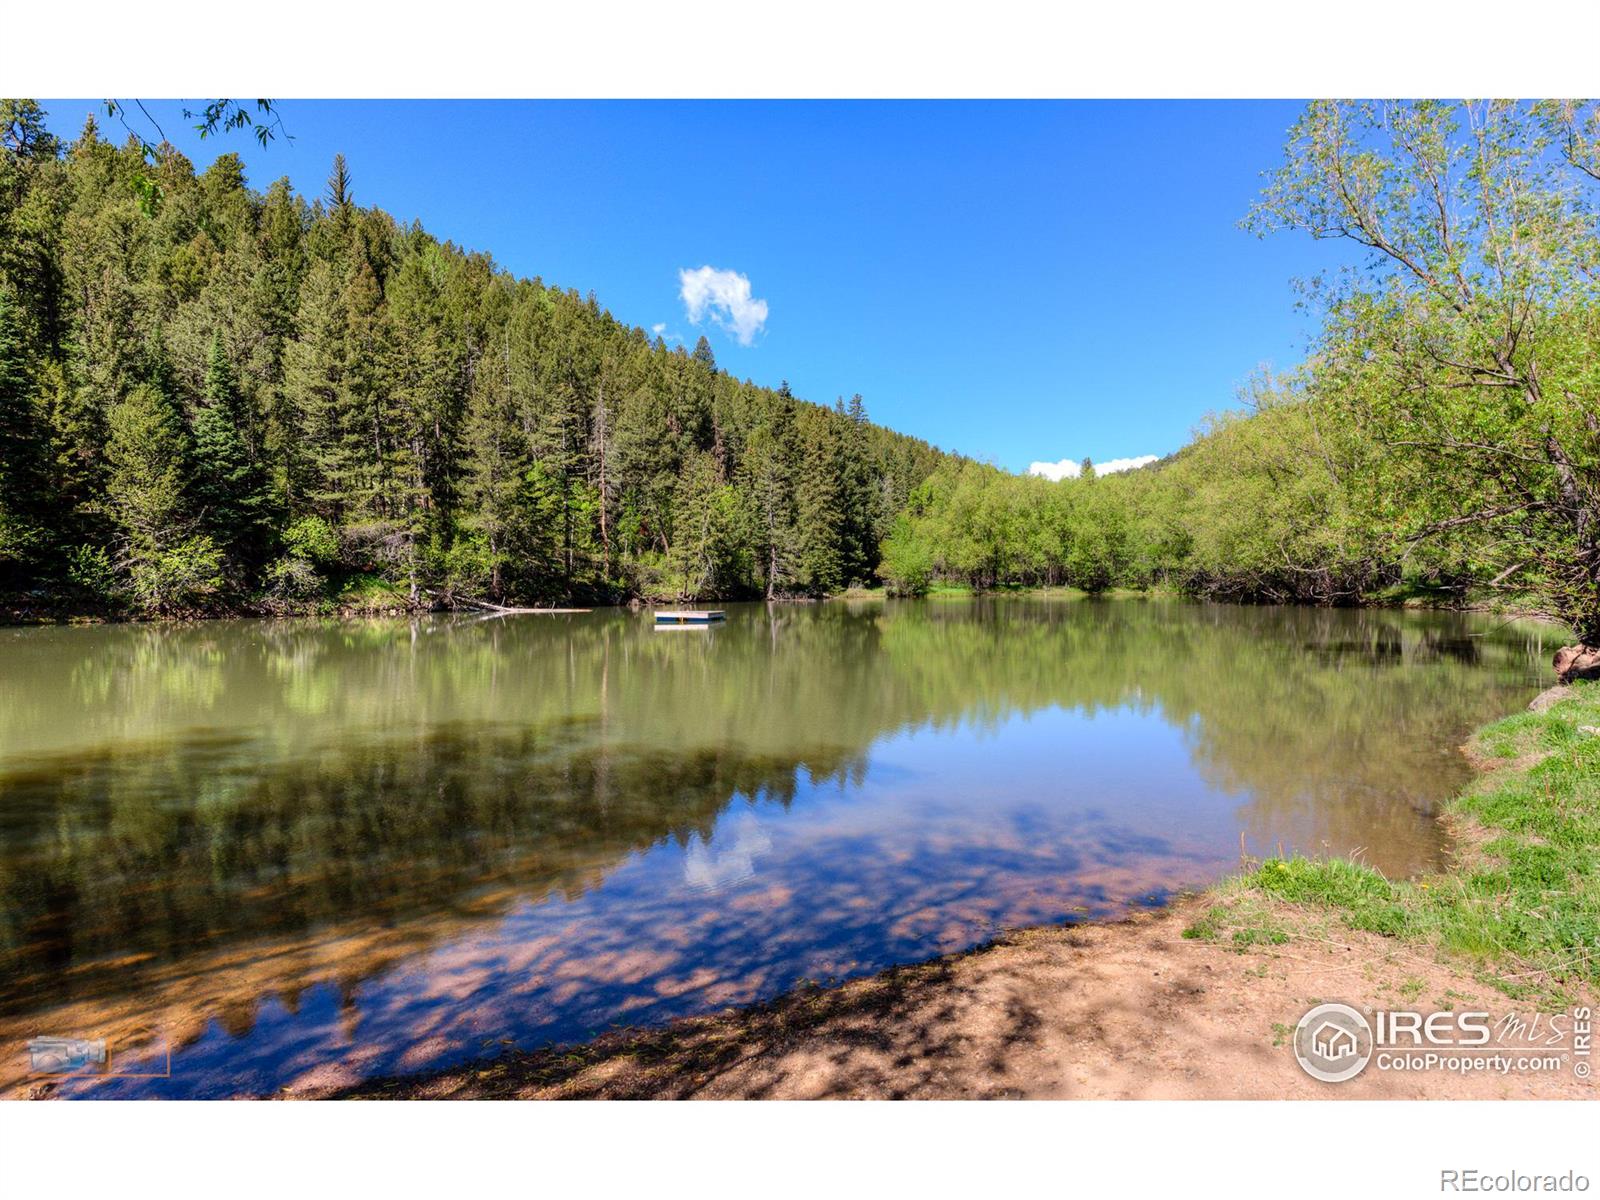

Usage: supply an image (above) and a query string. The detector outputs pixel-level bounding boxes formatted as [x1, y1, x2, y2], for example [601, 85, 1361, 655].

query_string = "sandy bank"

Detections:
[313, 895, 1593, 1100]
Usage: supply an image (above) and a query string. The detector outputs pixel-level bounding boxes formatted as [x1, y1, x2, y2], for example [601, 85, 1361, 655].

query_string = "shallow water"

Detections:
[0, 599, 1553, 1097]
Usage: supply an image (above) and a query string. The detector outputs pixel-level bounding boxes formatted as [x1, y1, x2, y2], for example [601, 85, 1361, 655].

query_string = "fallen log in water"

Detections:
[458, 597, 592, 615]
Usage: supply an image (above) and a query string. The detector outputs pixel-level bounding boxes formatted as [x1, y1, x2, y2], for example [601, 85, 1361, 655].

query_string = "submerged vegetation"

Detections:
[0, 601, 1545, 1095]
[1187, 681, 1600, 1004]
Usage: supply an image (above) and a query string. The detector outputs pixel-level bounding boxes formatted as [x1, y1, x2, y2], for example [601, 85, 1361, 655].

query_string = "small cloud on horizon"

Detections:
[1027, 454, 1158, 481]
[678, 265, 768, 346]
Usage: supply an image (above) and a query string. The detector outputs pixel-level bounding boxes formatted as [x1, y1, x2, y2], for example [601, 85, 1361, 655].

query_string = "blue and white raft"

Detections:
[654, 609, 727, 627]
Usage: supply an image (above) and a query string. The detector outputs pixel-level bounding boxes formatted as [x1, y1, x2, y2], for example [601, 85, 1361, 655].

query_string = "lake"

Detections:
[0, 599, 1553, 1097]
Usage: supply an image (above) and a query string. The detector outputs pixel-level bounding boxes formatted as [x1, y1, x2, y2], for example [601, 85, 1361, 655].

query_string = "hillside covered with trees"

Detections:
[0, 100, 947, 615]
[878, 101, 1600, 645]
[3, 99, 1597, 645]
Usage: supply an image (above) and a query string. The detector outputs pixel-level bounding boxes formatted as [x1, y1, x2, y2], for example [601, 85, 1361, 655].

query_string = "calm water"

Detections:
[0, 599, 1553, 1097]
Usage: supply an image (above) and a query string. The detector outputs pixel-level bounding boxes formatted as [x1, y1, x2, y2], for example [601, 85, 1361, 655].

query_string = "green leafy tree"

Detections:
[1249, 99, 1600, 640]
[1064, 474, 1126, 594]
[878, 512, 935, 595]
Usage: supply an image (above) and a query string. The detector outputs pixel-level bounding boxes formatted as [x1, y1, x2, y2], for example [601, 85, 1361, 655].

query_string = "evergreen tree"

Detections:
[837, 394, 877, 585]
[794, 407, 846, 595]
[283, 258, 364, 519]
[0, 99, 59, 160]
[105, 379, 222, 611]
[105, 380, 191, 546]
[743, 384, 800, 598]
[384, 242, 459, 600]
[0, 100, 964, 615]
[191, 334, 269, 566]
[691, 334, 716, 370]
[0, 291, 52, 582]
[667, 449, 746, 598]
[457, 330, 527, 600]
[326, 153, 352, 211]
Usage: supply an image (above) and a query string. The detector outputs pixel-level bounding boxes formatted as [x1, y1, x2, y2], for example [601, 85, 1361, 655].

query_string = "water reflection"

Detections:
[0, 600, 1552, 1097]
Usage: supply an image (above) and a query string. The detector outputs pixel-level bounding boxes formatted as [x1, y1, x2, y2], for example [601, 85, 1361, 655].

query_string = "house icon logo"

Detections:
[1292, 1003, 1374, 1082]
[1312, 1021, 1358, 1061]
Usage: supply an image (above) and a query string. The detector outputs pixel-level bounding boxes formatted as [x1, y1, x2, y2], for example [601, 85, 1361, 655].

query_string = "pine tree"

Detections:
[458, 330, 527, 600]
[283, 258, 367, 520]
[0, 99, 59, 160]
[105, 379, 222, 610]
[837, 394, 877, 585]
[667, 449, 746, 598]
[526, 300, 599, 591]
[743, 384, 799, 598]
[794, 407, 846, 595]
[0, 291, 52, 582]
[590, 349, 622, 580]
[0, 100, 972, 613]
[384, 242, 458, 600]
[691, 334, 716, 371]
[191, 334, 269, 565]
[0, 100, 66, 352]
[610, 339, 679, 562]
[106, 381, 191, 546]
[326, 154, 352, 211]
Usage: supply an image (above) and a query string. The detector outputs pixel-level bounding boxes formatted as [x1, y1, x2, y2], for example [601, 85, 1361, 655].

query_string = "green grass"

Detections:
[1189, 680, 1600, 1005]
[336, 572, 412, 611]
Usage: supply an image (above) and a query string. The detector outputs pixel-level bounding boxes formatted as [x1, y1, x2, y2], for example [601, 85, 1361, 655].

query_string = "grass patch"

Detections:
[1215, 680, 1600, 1005]
[1182, 885, 1297, 950]
[336, 572, 412, 612]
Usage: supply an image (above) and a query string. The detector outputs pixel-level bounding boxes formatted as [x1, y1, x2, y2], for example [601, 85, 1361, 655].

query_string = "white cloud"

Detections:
[678, 265, 769, 346]
[1028, 454, 1158, 481]
[683, 813, 772, 892]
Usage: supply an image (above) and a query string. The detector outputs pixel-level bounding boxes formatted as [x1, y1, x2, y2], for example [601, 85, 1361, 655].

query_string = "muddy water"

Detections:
[0, 599, 1552, 1097]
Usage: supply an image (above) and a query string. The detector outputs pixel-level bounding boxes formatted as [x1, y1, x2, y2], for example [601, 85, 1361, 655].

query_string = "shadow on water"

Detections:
[0, 724, 865, 1013]
[0, 599, 1554, 1096]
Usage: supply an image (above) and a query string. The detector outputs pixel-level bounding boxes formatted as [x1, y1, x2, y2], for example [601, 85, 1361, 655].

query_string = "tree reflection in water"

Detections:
[0, 599, 1551, 1096]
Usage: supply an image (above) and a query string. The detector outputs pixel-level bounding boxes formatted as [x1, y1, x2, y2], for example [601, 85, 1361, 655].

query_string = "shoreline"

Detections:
[306, 898, 1592, 1101]
[0, 584, 1555, 629]
[297, 680, 1600, 1101]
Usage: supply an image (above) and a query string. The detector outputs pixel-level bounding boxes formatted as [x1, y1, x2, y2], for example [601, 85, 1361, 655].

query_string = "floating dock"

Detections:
[654, 609, 726, 626]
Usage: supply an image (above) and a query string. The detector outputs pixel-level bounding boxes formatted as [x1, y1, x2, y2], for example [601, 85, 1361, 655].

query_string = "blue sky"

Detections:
[41, 99, 1341, 472]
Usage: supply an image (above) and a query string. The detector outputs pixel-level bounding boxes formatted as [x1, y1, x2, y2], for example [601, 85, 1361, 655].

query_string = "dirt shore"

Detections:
[312, 895, 1594, 1101]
